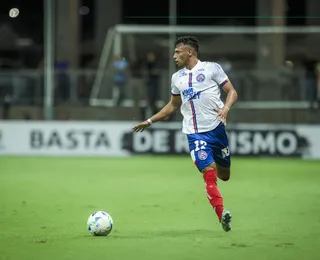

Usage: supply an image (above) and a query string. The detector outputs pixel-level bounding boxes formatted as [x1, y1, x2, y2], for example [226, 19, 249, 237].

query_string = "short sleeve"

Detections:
[211, 62, 229, 87]
[171, 74, 180, 96]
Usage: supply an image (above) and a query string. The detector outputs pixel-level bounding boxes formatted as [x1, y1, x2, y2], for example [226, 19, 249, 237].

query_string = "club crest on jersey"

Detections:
[196, 74, 205, 82]
[198, 150, 208, 160]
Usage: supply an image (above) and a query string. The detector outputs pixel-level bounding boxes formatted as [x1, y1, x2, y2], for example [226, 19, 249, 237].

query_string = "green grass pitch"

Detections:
[1, 156, 320, 260]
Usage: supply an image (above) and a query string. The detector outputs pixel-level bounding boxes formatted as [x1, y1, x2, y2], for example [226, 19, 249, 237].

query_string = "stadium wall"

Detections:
[0, 121, 319, 159]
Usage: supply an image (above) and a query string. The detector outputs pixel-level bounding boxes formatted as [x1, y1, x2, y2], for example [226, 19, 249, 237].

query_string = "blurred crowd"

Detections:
[1, 47, 320, 120]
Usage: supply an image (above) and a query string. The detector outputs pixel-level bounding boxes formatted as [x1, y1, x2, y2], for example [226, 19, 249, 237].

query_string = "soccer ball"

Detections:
[87, 211, 113, 236]
[9, 8, 19, 18]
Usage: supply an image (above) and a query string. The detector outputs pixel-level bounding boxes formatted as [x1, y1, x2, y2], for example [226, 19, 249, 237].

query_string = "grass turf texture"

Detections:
[1, 156, 320, 260]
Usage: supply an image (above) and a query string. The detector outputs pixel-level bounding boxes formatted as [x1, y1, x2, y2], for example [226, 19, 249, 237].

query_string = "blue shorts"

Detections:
[187, 122, 231, 171]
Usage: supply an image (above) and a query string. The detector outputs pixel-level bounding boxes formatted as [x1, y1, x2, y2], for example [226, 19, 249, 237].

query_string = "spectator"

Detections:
[302, 54, 319, 109]
[141, 52, 161, 118]
[2, 94, 12, 120]
[55, 61, 70, 104]
[279, 60, 295, 100]
[112, 55, 129, 106]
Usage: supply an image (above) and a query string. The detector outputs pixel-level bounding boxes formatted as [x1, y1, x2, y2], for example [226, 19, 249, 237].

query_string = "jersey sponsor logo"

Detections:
[197, 68, 205, 72]
[196, 73, 205, 82]
[182, 88, 201, 101]
[179, 71, 187, 77]
[198, 150, 208, 160]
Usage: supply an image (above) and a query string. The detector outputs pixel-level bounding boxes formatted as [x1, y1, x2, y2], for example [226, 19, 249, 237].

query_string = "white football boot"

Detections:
[221, 210, 232, 232]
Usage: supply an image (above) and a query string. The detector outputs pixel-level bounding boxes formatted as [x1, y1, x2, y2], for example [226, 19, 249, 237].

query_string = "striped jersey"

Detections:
[171, 60, 229, 134]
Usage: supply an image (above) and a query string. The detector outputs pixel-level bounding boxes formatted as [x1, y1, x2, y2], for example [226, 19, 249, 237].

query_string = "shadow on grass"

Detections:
[107, 229, 224, 239]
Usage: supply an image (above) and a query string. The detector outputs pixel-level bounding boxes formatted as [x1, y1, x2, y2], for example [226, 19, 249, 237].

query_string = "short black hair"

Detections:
[175, 36, 199, 53]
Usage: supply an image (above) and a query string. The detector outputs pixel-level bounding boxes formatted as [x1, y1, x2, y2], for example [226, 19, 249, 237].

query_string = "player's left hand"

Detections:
[215, 106, 230, 125]
[132, 121, 151, 132]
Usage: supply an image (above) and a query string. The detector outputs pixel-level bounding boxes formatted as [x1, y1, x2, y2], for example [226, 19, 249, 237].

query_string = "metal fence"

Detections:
[0, 68, 309, 105]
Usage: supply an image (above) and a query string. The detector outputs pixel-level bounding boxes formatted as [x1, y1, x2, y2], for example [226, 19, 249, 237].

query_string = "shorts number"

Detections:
[194, 140, 207, 152]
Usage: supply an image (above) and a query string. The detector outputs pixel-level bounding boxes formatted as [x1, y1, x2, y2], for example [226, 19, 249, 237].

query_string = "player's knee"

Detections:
[216, 166, 231, 181]
[201, 165, 216, 174]
[219, 174, 230, 181]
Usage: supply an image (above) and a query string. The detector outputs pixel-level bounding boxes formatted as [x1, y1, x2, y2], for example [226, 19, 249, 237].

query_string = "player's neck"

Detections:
[185, 58, 199, 70]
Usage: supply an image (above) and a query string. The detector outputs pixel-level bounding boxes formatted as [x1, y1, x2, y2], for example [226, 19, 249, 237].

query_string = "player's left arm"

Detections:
[222, 81, 238, 111]
[211, 62, 238, 124]
[216, 81, 238, 125]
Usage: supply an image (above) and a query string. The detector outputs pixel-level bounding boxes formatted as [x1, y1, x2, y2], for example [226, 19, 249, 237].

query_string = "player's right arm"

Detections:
[132, 95, 181, 132]
[132, 73, 181, 132]
[150, 94, 181, 122]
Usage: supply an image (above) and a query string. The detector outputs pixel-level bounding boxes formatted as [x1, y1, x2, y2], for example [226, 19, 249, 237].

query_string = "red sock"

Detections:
[203, 169, 224, 222]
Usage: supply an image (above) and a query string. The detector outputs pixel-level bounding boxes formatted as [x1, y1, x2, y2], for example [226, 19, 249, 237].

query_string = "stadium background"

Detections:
[1, 1, 320, 260]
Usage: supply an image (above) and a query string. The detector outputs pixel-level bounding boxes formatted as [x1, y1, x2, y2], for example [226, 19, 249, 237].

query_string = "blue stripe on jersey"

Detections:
[188, 73, 192, 88]
[188, 72, 198, 133]
[219, 79, 229, 87]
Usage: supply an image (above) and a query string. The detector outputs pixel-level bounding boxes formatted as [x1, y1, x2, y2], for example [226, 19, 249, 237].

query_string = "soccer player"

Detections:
[132, 36, 238, 232]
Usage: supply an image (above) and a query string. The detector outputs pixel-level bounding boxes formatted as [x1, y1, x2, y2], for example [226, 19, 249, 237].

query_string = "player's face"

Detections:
[173, 44, 192, 67]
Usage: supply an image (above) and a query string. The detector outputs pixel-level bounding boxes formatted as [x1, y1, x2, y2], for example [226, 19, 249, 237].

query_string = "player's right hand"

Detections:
[132, 121, 151, 132]
[215, 107, 229, 126]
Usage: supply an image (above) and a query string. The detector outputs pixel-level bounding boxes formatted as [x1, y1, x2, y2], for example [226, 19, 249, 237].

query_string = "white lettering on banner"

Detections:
[277, 133, 297, 155]
[132, 130, 170, 153]
[237, 132, 251, 154]
[174, 131, 189, 153]
[153, 131, 170, 153]
[228, 131, 237, 154]
[229, 131, 299, 155]
[133, 131, 153, 152]
[253, 133, 276, 154]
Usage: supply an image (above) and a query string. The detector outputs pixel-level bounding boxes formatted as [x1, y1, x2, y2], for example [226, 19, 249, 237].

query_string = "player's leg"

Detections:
[216, 164, 230, 181]
[202, 162, 230, 181]
[214, 161, 232, 232]
[200, 163, 225, 224]
[187, 133, 225, 225]
[201, 163, 231, 232]
[212, 122, 232, 231]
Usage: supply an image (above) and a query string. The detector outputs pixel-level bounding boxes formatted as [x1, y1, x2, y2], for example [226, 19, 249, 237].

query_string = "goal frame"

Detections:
[90, 24, 320, 109]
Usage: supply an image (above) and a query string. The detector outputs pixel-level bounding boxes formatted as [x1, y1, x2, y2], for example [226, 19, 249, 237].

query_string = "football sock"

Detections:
[203, 169, 224, 222]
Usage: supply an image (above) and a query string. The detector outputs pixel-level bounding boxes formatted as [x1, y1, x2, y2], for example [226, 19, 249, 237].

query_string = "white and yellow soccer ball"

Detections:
[87, 211, 113, 236]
